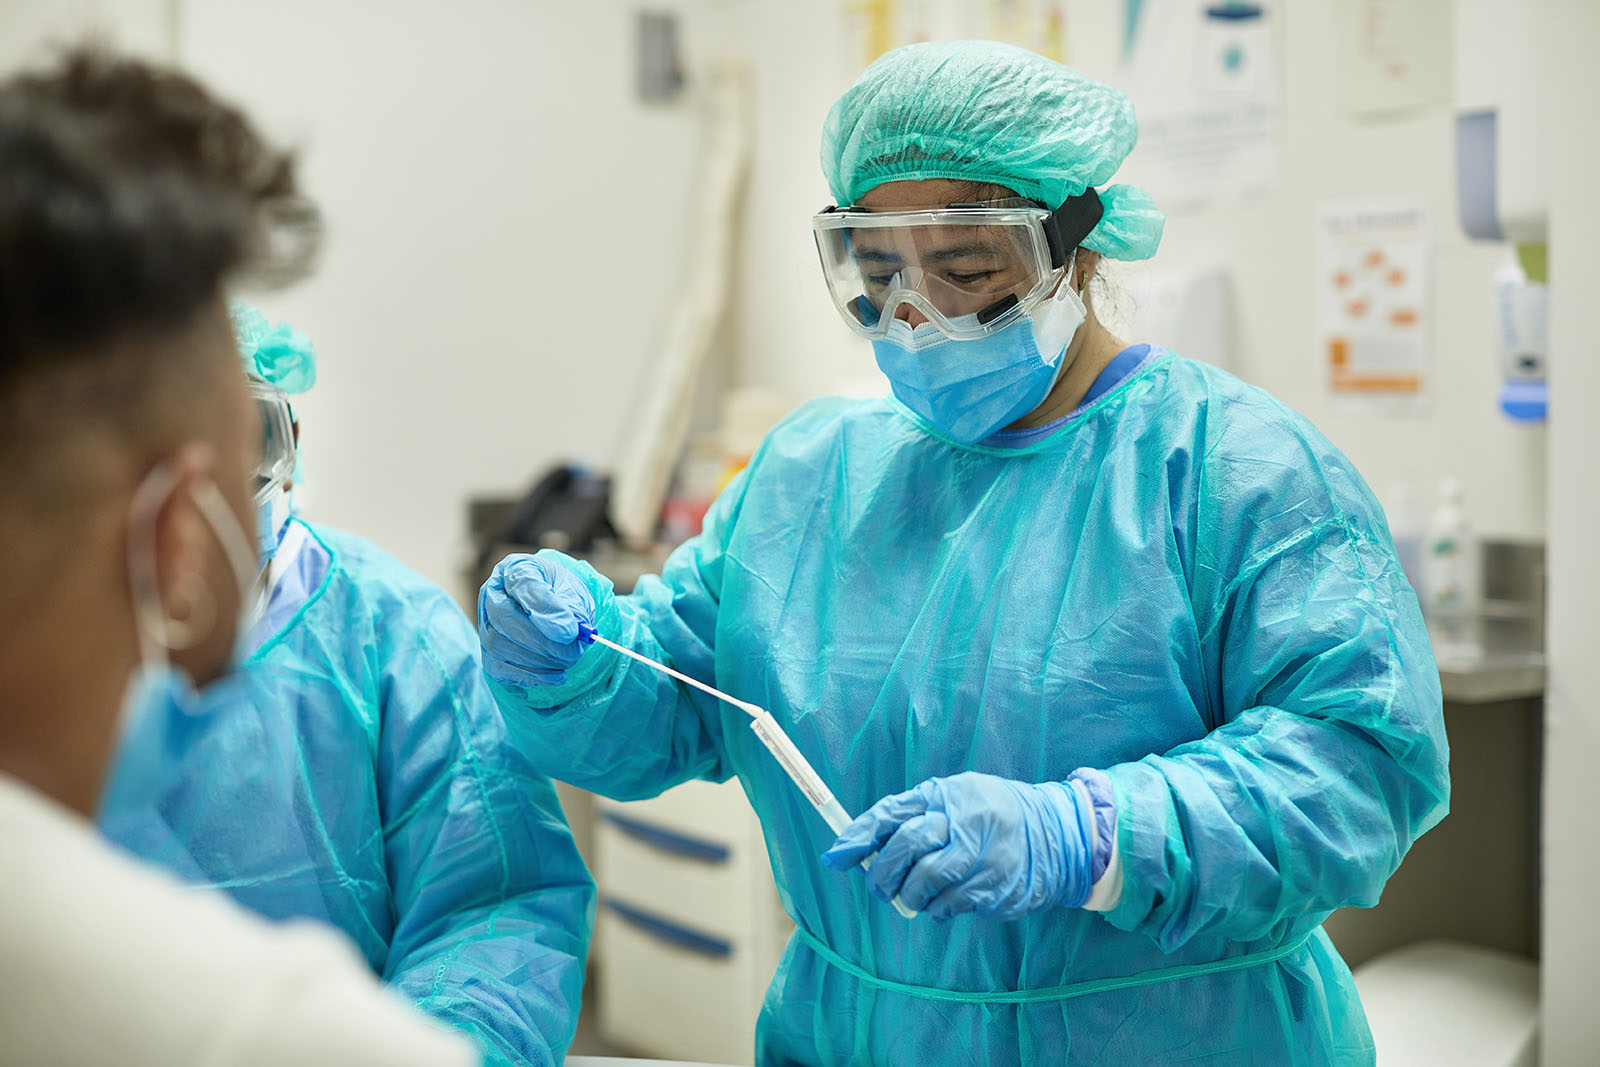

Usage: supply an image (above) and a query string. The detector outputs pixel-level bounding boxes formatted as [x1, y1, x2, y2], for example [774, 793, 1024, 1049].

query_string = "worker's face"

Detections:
[850, 179, 1097, 325]
[852, 180, 1032, 328]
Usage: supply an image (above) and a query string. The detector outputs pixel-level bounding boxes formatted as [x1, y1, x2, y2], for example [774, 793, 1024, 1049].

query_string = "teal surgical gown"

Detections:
[493, 349, 1448, 1065]
[106, 521, 595, 1067]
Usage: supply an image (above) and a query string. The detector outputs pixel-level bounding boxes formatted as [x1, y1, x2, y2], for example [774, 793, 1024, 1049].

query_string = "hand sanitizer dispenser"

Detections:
[1455, 0, 1551, 424]
[1494, 262, 1548, 422]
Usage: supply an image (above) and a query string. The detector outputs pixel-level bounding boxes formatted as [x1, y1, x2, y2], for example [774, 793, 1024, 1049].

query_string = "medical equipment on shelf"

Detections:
[578, 623, 918, 920]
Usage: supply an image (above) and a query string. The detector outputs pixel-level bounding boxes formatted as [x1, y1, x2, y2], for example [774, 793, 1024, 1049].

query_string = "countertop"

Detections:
[1440, 654, 1546, 704]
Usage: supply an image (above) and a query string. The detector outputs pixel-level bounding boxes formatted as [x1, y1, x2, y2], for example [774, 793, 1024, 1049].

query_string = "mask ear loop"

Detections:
[128, 463, 213, 660]
[127, 468, 261, 659]
[190, 478, 267, 621]
[1049, 250, 1085, 307]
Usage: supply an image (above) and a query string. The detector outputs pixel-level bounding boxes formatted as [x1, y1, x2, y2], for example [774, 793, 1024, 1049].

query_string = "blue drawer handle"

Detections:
[602, 898, 733, 959]
[601, 811, 731, 864]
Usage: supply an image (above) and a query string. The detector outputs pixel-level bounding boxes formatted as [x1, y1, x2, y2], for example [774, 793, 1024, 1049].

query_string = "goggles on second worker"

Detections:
[248, 374, 296, 505]
[811, 189, 1103, 342]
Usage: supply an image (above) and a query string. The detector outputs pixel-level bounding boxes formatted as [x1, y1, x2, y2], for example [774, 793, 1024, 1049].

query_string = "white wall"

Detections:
[0, 0, 170, 69]
[1540, 0, 1600, 1058]
[170, 0, 732, 595]
[724, 3, 877, 401]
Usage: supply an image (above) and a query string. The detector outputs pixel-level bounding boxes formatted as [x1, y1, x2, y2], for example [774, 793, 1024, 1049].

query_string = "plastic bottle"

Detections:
[1385, 483, 1424, 594]
[1421, 478, 1482, 661]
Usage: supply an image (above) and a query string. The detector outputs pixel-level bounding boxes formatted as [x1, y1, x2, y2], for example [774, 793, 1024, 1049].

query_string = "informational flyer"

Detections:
[1317, 200, 1430, 407]
[1117, 0, 1278, 206]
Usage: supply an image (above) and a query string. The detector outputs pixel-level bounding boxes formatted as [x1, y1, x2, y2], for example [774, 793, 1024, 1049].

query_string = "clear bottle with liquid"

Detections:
[1421, 478, 1482, 662]
[1385, 483, 1424, 594]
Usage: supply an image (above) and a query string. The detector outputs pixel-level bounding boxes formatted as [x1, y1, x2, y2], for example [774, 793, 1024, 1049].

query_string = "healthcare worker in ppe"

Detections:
[479, 41, 1448, 1066]
[104, 305, 595, 1067]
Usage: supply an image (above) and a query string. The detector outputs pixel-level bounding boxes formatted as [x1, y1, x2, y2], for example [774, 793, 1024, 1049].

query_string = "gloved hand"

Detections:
[478, 553, 596, 687]
[821, 770, 1111, 921]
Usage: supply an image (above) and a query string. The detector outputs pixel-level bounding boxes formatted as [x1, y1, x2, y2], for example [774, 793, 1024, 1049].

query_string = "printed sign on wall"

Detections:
[1318, 199, 1430, 407]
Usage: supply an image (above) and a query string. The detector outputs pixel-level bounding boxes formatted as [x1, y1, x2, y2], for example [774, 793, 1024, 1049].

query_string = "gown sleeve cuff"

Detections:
[1082, 821, 1123, 912]
[1067, 767, 1123, 912]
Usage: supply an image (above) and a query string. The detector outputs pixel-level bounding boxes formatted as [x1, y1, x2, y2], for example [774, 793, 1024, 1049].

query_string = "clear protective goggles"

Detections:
[247, 375, 296, 505]
[811, 190, 1103, 341]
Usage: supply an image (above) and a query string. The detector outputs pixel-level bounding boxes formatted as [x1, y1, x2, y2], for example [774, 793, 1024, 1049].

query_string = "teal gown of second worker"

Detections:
[106, 521, 595, 1067]
[490, 349, 1449, 1065]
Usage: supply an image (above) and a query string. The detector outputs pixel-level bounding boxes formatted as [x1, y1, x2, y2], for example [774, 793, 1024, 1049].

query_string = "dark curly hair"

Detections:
[0, 46, 323, 599]
[0, 45, 320, 376]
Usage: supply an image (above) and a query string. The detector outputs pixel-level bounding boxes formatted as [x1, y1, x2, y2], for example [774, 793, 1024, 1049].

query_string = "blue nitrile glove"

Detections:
[821, 770, 1114, 921]
[477, 552, 597, 687]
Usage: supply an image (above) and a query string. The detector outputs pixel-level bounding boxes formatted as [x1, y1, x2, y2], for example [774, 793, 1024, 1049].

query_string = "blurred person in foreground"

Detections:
[103, 301, 594, 1067]
[0, 46, 477, 1065]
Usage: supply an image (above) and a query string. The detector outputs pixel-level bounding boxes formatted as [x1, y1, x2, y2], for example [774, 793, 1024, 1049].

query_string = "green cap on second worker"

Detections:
[230, 300, 318, 395]
[820, 40, 1165, 261]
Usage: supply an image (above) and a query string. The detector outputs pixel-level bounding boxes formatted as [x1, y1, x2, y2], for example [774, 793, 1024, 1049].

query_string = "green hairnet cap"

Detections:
[822, 40, 1165, 261]
[230, 300, 317, 395]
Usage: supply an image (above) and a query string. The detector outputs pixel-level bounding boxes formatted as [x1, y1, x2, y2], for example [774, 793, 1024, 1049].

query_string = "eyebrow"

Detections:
[923, 242, 1007, 264]
[851, 241, 1007, 265]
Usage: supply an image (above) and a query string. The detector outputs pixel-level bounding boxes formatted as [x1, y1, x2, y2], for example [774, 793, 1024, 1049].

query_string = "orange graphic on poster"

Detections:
[1318, 200, 1428, 406]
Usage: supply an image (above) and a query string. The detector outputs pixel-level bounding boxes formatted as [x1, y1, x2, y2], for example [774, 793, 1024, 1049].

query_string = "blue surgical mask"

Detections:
[97, 662, 255, 825]
[256, 483, 292, 565]
[871, 273, 1088, 445]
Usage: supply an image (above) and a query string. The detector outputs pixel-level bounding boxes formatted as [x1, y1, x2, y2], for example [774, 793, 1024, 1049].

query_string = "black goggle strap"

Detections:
[974, 191, 1098, 324]
[976, 191, 1097, 324]
[1040, 188, 1104, 269]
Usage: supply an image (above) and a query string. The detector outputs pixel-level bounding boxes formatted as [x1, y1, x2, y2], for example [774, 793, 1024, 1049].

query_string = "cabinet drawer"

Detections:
[597, 899, 763, 1066]
[596, 812, 757, 939]
[600, 778, 757, 844]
